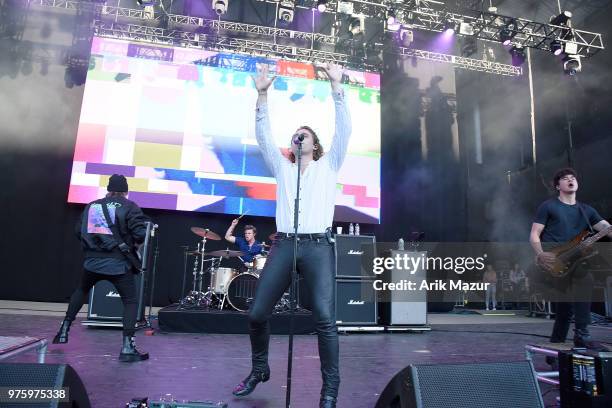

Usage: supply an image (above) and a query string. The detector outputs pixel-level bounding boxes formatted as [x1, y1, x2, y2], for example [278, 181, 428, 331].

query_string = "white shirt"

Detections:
[255, 89, 352, 233]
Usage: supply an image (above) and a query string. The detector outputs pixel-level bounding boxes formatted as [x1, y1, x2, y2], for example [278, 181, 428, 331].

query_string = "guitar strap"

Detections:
[100, 199, 142, 272]
[577, 202, 595, 233]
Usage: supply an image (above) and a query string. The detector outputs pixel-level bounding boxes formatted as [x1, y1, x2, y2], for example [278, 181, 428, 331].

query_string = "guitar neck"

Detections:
[579, 225, 612, 248]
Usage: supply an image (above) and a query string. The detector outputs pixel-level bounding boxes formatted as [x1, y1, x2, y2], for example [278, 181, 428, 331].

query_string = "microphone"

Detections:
[292, 133, 305, 144]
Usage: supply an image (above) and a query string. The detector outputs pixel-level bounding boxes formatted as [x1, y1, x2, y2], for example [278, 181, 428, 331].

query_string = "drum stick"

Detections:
[237, 209, 250, 220]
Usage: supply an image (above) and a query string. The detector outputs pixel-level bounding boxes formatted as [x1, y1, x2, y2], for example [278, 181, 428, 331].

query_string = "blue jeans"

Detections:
[247, 235, 339, 398]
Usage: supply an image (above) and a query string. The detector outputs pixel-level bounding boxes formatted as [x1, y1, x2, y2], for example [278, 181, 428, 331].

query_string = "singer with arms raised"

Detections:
[231, 63, 351, 408]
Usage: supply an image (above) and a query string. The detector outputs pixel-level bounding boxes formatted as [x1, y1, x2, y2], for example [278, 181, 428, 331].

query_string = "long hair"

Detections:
[288, 125, 324, 163]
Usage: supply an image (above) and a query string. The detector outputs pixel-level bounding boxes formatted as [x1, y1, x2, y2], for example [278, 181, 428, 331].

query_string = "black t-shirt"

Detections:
[534, 198, 603, 243]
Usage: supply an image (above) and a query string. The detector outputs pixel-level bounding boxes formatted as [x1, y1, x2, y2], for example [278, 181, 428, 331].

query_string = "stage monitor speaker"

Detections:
[0, 363, 91, 408]
[336, 279, 377, 325]
[334, 234, 376, 278]
[87, 274, 144, 322]
[375, 360, 544, 408]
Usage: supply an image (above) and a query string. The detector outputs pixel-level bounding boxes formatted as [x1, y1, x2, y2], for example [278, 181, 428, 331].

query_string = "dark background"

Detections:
[1, 0, 611, 306]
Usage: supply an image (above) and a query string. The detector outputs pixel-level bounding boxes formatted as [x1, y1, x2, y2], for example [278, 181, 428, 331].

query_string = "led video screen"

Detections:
[68, 37, 380, 223]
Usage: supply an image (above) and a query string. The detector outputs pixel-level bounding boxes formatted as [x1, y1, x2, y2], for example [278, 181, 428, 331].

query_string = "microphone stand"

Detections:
[285, 139, 303, 408]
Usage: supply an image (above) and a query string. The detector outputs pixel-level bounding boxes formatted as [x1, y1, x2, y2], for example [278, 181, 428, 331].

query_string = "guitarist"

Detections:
[52, 174, 150, 362]
[529, 168, 612, 350]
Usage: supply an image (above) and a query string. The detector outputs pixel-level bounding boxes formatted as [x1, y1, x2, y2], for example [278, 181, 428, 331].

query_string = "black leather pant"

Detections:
[65, 268, 139, 336]
[247, 235, 339, 399]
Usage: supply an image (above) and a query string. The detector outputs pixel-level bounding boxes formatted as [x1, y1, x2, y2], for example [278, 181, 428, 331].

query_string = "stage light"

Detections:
[387, 9, 396, 25]
[550, 40, 563, 55]
[563, 54, 581, 75]
[317, 0, 328, 12]
[443, 19, 457, 34]
[499, 19, 517, 46]
[550, 11, 572, 26]
[348, 15, 365, 36]
[136, 0, 155, 6]
[509, 45, 526, 67]
[399, 27, 413, 48]
[278, 1, 295, 23]
[211, 0, 228, 15]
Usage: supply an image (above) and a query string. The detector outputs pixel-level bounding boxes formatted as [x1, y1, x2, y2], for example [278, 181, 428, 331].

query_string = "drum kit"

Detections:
[179, 226, 270, 312]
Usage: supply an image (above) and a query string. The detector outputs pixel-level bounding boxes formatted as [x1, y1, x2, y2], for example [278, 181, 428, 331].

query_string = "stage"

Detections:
[158, 304, 316, 334]
[2, 302, 612, 408]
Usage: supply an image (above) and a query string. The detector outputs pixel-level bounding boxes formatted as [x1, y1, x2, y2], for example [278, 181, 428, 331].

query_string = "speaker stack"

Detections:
[334, 234, 378, 326]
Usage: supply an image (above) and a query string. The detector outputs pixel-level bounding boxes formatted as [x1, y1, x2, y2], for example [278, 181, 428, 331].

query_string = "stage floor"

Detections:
[1, 303, 611, 408]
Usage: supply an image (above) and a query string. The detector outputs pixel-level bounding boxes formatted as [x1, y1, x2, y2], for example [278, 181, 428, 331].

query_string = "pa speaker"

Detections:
[0, 363, 91, 407]
[334, 234, 376, 278]
[376, 360, 544, 408]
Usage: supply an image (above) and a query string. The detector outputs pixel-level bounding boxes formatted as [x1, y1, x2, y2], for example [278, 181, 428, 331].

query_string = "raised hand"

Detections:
[321, 62, 344, 85]
[252, 63, 276, 94]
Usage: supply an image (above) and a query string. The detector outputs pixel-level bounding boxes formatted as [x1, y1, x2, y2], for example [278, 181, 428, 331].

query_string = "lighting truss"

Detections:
[32, 0, 522, 75]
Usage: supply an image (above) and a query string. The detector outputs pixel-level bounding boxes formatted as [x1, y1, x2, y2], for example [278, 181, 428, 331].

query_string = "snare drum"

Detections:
[210, 267, 237, 294]
[253, 254, 267, 271]
[227, 273, 259, 312]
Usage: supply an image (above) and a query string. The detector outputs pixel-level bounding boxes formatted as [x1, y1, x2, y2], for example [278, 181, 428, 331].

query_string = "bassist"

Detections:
[529, 168, 612, 350]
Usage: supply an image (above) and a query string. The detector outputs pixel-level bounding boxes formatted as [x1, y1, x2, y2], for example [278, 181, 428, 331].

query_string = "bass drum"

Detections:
[227, 273, 260, 312]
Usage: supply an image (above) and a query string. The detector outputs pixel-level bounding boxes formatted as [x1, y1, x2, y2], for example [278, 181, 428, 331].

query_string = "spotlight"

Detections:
[509, 45, 526, 67]
[499, 19, 517, 46]
[348, 15, 365, 36]
[399, 27, 413, 48]
[387, 9, 396, 25]
[211, 0, 228, 15]
[136, 0, 155, 6]
[563, 54, 581, 75]
[550, 40, 563, 55]
[443, 19, 458, 34]
[316, 0, 327, 12]
[550, 11, 572, 26]
[278, 1, 295, 23]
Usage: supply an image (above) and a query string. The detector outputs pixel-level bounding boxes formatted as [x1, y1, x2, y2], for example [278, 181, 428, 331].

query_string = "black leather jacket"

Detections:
[76, 196, 149, 259]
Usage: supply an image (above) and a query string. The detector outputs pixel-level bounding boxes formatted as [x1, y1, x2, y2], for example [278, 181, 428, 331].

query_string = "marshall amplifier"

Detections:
[336, 279, 378, 325]
[87, 273, 145, 322]
[334, 234, 376, 278]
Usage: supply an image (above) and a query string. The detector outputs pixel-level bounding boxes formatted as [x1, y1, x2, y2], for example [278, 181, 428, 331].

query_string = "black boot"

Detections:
[574, 329, 610, 351]
[119, 335, 149, 362]
[319, 396, 337, 408]
[232, 368, 270, 397]
[52, 319, 72, 344]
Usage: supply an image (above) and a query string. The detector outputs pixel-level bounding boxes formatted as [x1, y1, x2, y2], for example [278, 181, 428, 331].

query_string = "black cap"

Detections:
[107, 174, 128, 192]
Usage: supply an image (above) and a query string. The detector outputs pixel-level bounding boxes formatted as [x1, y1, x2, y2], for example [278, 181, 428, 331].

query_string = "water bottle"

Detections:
[349, 223, 354, 235]
[398, 238, 404, 250]
[355, 223, 360, 235]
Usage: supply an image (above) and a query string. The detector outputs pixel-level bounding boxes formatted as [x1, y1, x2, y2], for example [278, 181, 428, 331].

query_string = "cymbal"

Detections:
[190, 227, 221, 240]
[206, 249, 245, 258]
[186, 250, 205, 256]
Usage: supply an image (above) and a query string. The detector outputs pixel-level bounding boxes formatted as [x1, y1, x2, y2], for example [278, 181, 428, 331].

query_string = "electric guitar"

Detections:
[537, 225, 612, 278]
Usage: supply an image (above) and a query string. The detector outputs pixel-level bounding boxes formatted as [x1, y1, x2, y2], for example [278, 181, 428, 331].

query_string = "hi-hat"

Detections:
[206, 249, 245, 258]
[190, 227, 221, 240]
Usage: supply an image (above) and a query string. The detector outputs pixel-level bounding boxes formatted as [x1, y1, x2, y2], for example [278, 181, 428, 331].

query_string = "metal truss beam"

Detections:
[31, 0, 523, 75]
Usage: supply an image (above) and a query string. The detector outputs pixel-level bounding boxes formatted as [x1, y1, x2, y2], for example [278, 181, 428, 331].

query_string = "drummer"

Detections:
[224, 219, 264, 270]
